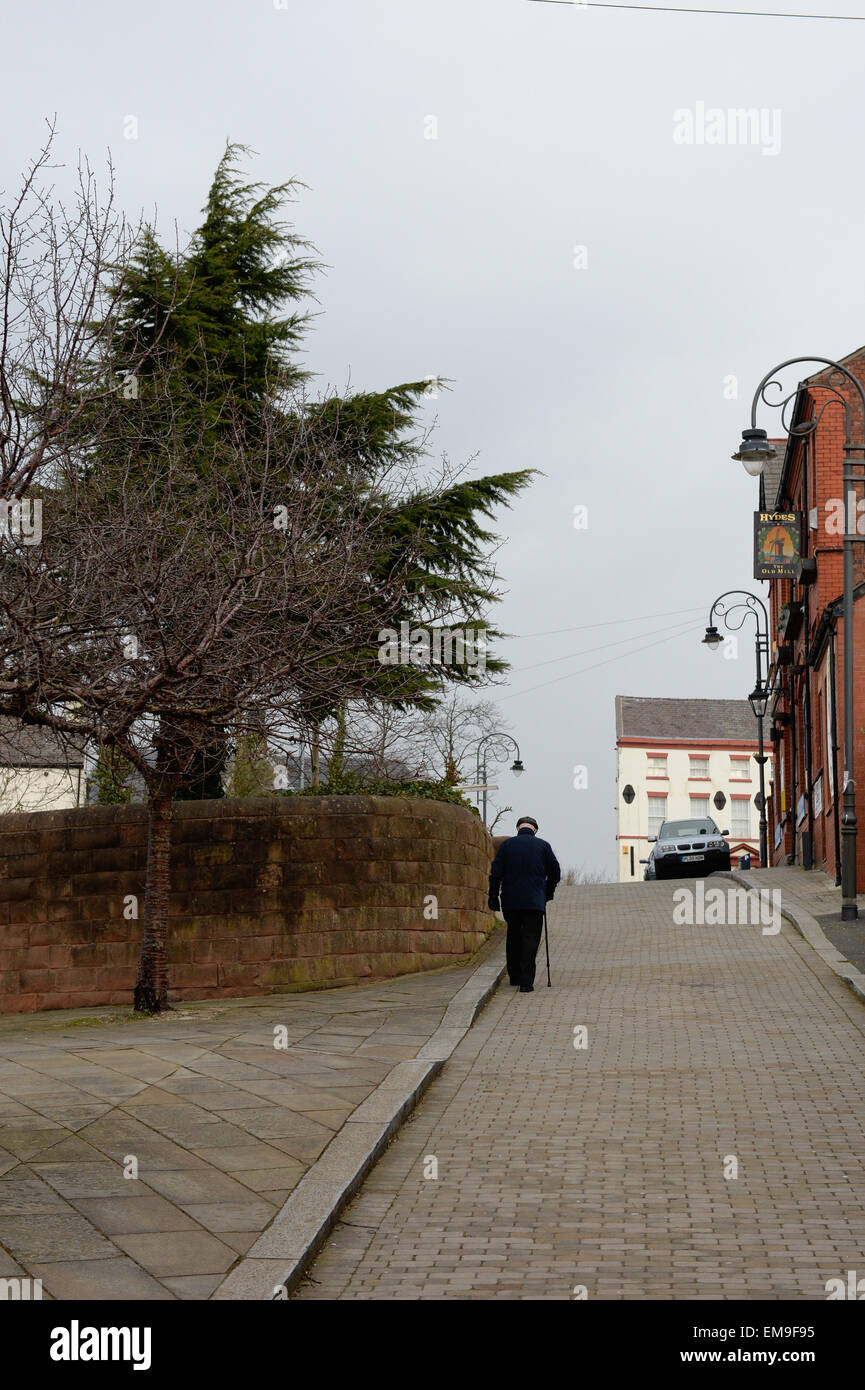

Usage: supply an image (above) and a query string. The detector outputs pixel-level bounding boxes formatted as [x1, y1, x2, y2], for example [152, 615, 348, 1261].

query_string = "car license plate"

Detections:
[682, 854, 704, 862]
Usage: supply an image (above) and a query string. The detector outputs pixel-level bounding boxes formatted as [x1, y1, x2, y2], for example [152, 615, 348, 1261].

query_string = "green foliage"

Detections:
[90, 144, 535, 796]
[295, 395, 536, 719]
[278, 772, 477, 811]
[93, 749, 133, 804]
[225, 731, 275, 798]
[375, 467, 535, 686]
[184, 144, 316, 392]
[325, 704, 349, 790]
[304, 382, 433, 472]
[93, 144, 321, 799]
[108, 143, 318, 405]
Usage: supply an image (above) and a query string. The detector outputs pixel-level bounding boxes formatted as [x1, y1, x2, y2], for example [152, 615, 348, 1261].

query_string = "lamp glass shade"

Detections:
[511, 760, 524, 776]
[732, 428, 777, 478]
[741, 455, 766, 477]
[748, 686, 769, 719]
[703, 626, 722, 650]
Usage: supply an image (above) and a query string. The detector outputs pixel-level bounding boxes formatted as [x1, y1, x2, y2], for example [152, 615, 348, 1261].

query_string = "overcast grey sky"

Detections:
[4, 0, 865, 871]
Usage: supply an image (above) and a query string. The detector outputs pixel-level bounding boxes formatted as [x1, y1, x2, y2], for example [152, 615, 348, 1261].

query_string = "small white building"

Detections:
[0, 718, 85, 814]
[615, 696, 772, 883]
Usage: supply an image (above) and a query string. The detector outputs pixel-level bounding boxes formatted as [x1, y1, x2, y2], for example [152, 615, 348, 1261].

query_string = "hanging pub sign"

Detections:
[754, 511, 802, 579]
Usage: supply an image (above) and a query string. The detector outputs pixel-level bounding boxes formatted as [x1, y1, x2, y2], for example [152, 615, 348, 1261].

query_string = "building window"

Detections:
[647, 753, 668, 777]
[690, 795, 710, 819]
[648, 795, 667, 836]
[689, 755, 710, 779]
[730, 756, 750, 781]
[730, 797, 751, 837]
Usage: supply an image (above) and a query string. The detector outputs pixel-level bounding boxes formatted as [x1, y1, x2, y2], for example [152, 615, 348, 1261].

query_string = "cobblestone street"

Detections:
[294, 880, 865, 1300]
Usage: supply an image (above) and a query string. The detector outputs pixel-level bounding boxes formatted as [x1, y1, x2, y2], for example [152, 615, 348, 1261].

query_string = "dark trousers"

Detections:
[504, 909, 544, 988]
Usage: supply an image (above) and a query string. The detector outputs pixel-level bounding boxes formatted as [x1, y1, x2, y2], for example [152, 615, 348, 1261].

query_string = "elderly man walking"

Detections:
[488, 816, 561, 992]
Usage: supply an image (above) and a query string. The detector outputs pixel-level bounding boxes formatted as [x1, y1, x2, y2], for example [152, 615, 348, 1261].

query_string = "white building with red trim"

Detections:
[615, 696, 772, 883]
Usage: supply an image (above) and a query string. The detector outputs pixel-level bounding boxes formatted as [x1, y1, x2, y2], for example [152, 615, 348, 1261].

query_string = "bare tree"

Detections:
[0, 375, 415, 1012]
[415, 692, 512, 784]
[487, 804, 514, 834]
[291, 691, 513, 788]
[0, 122, 169, 505]
[278, 691, 515, 828]
[0, 133, 526, 1014]
[562, 866, 614, 885]
[310, 702, 431, 782]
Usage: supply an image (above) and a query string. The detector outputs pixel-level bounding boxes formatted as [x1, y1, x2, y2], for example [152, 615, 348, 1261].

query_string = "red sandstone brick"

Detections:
[95, 966, 136, 990]
[0, 878, 34, 903]
[10, 945, 49, 969]
[193, 937, 238, 963]
[68, 943, 110, 968]
[0, 833, 40, 857]
[164, 941, 194, 965]
[0, 924, 29, 947]
[1, 797, 492, 1012]
[17, 969, 54, 992]
[0, 993, 40, 1013]
[67, 991, 112, 1008]
[46, 991, 76, 1009]
[53, 967, 97, 991]
[237, 936, 281, 962]
[7, 900, 47, 927]
[166, 965, 222, 990]
[216, 962, 258, 988]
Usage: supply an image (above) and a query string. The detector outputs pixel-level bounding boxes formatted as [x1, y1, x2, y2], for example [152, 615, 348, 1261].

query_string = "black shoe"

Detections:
[519, 986, 534, 993]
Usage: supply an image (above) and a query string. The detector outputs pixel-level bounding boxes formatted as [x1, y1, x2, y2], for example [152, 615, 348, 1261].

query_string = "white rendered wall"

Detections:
[0, 766, 83, 814]
[616, 743, 772, 883]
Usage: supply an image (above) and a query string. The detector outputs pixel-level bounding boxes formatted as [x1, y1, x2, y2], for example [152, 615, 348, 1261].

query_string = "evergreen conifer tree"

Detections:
[98, 146, 533, 792]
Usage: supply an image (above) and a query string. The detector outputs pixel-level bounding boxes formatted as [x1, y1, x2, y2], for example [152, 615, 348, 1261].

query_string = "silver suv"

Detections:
[649, 818, 731, 880]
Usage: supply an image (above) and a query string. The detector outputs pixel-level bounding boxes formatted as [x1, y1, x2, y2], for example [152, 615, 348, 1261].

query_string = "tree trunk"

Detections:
[328, 703, 347, 788]
[134, 793, 174, 1013]
[311, 723, 321, 789]
[173, 724, 226, 801]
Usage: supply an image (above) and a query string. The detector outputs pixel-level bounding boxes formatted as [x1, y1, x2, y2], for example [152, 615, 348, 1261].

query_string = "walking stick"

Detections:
[543, 909, 551, 987]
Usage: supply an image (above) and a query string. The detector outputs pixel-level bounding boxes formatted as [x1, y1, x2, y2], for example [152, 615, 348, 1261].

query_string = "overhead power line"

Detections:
[500, 619, 700, 700]
[510, 616, 701, 673]
[526, 0, 865, 20]
[512, 605, 704, 641]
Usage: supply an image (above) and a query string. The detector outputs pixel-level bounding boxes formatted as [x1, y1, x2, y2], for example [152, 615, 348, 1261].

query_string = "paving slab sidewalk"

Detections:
[0, 930, 503, 1301]
[726, 864, 865, 998]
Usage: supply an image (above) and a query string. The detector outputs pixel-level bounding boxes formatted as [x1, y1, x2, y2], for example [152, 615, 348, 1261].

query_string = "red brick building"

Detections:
[759, 345, 865, 883]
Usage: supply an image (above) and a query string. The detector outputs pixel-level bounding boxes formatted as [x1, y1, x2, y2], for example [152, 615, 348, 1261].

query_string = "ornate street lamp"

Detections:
[736, 356, 865, 919]
[703, 591, 770, 868]
[748, 683, 770, 720]
[474, 733, 524, 829]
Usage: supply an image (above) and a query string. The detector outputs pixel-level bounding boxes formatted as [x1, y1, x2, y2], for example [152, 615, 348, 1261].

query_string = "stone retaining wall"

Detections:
[0, 796, 495, 1013]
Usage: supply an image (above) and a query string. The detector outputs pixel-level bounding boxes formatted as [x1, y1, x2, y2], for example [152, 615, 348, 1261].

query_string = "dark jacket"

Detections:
[488, 827, 561, 914]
